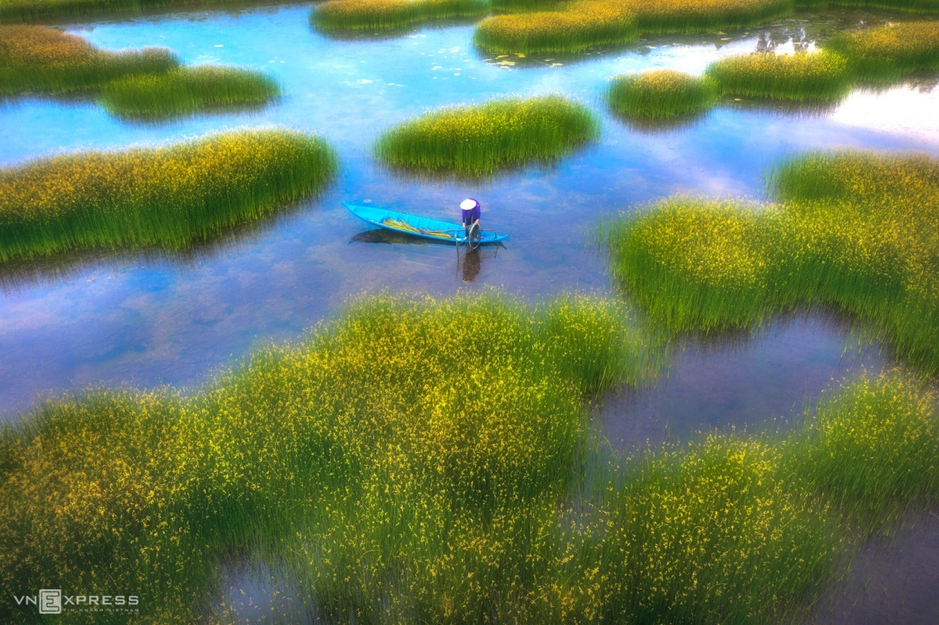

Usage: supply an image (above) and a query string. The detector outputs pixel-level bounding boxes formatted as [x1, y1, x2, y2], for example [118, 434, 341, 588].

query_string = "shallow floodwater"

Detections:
[1, 5, 939, 621]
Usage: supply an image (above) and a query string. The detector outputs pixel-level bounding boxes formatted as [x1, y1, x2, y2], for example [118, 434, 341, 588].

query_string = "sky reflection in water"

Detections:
[0, 5, 936, 441]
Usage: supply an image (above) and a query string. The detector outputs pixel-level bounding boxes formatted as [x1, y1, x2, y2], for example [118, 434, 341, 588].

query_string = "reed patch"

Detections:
[2, 292, 936, 622]
[311, 0, 488, 33]
[705, 50, 853, 102]
[0, 26, 280, 119]
[99, 66, 280, 119]
[604, 150, 939, 374]
[473, 1, 638, 53]
[0, 25, 178, 94]
[607, 69, 718, 121]
[824, 20, 939, 82]
[0, 129, 338, 263]
[374, 95, 600, 176]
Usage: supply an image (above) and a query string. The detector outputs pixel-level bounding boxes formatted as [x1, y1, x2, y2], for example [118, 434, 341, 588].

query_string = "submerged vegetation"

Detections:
[605, 150, 939, 374]
[99, 66, 280, 119]
[473, 1, 637, 54]
[0, 26, 280, 119]
[311, 0, 488, 33]
[607, 69, 717, 121]
[1, 291, 936, 622]
[374, 95, 599, 176]
[0, 129, 337, 263]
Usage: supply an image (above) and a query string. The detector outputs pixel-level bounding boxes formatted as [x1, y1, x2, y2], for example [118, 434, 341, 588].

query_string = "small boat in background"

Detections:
[344, 202, 508, 245]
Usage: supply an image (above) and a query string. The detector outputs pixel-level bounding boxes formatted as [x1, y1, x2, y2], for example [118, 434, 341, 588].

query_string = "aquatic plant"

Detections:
[824, 20, 939, 82]
[99, 66, 280, 119]
[374, 95, 600, 176]
[473, 1, 638, 54]
[0, 292, 661, 622]
[0, 24, 178, 94]
[786, 372, 939, 530]
[605, 150, 939, 374]
[607, 69, 718, 120]
[706, 50, 852, 102]
[4, 290, 935, 622]
[627, 0, 792, 34]
[311, 0, 488, 33]
[0, 129, 338, 263]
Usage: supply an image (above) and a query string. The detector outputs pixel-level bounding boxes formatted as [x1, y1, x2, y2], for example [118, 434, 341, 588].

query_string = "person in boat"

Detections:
[460, 198, 481, 241]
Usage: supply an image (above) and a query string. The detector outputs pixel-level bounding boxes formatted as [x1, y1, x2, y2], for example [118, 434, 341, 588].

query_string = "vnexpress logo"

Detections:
[38, 589, 61, 615]
[15, 590, 139, 614]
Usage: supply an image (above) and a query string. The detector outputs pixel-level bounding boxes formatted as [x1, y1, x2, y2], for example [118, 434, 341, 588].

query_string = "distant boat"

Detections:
[344, 202, 508, 245]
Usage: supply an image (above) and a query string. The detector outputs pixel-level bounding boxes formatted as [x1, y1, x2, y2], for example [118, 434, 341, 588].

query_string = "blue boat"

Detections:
[344, 202, 508, 245]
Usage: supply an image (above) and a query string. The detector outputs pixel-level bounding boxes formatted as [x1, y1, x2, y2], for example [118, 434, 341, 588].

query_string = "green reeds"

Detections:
[99, 66, 280, 119]
[4, 291, 937, 622]
[311, 0, 489, 33]
[473, 1, 638, 54]
[607, 69, 718, 120]
[0, 25, 178, 94]
[824, 20, 939, 82]
[604, 150, 939, 374]
[705, 49, 853, 102]
[785, 372, 939, 531]
[627, 0, 793, 34]
[374, 95, 600, 176]
[0, 26, 280, 119]
[0, 129, 338, 263]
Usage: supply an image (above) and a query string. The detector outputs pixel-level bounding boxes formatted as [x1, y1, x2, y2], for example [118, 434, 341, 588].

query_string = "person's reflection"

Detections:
[462, 248, 481, 282]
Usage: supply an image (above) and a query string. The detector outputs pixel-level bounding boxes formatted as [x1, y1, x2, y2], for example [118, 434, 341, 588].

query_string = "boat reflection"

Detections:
[350, 228, 505, 283]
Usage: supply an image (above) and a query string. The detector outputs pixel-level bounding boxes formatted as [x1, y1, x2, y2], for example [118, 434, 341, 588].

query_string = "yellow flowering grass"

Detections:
[3, 292, 934, 622]
[374, 95, 600, 176]
[605, 150, 939, 374]
[626, 0, 792, 34]
[824, 20, 939, 82]
[0, 292, 662, 622]
[705, 50, 853, 102]
[98, 66, 280, 119]
[0, 24, 178, 94]
[473, 1, 638, 54]
[607, 69, 718, 121]
[0, 129, 338, 263]
[786, 372, 939, 530]
[0, 26, 281, 120]
[311, 0, 488, 33]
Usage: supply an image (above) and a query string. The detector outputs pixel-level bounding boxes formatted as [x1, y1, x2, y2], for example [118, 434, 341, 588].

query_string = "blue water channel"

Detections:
[1, 6, 938, 620]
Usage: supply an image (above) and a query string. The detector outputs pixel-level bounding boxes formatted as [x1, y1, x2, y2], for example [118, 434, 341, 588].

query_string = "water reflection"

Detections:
[597, 312, 886, 452]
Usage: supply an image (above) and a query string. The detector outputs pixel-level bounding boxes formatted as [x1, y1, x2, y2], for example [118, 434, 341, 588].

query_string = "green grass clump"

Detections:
[824, 20, 939, 82]
[0, 292, 660, 622]
[374, 95, 600, 176]
[705, 50, 852, 102]
[473, 1, 638, 54]
[0, 24, 178, 94]
[0, 26, 280, 120]
[98, 66, 280, 119]
[0, 129, 338, 263]
[311, 0, 488, 33]
[607, 69, 718, 120]
[4, 289, 938, 622]
[626, 0, 792, 34]
[786, 372, 939, 530]
[605, 150, 939, 374]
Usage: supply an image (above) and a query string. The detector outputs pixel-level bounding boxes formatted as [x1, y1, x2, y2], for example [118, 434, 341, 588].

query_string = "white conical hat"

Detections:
[460, 198, 478, 210]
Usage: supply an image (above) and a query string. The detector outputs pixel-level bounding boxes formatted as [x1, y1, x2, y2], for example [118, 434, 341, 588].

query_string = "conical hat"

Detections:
[460, 198, 478, 210]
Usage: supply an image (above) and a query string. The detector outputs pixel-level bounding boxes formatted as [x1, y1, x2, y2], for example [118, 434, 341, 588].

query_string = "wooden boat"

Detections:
[344, 202, 508, 245]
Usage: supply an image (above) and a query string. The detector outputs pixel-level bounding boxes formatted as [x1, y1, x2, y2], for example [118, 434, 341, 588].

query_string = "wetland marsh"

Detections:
[1, 3, 939, 623]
